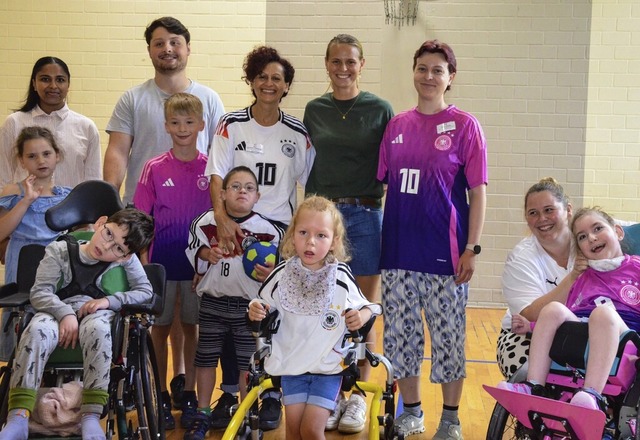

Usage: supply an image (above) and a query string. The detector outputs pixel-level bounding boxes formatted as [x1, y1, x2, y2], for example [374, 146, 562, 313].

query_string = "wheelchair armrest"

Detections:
[0, 286, 30, 308]
[119, 294, 161, 316]
[0, 282, 19, 300]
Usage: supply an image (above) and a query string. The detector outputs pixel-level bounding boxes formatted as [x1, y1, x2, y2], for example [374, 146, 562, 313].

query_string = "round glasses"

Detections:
[226, 183, 257, 193]
[100, 225, 128, 258]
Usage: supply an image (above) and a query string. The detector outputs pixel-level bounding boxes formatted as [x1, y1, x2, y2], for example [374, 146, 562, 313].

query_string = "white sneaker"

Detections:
[325, 395, 346, 431]
[433, 419, 463, 440]
[338, 394, 367, 433]
[394, 411, 425, 436]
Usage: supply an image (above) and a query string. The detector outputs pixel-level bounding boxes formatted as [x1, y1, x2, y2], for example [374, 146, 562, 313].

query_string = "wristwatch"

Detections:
[466, 244, 481, 255]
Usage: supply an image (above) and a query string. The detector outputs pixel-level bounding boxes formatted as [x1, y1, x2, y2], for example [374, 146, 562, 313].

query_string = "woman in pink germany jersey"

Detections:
[377, 40, 488, 439]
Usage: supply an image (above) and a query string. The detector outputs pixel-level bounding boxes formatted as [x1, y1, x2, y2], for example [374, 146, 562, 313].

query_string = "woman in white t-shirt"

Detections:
[497, 177, 587, 378]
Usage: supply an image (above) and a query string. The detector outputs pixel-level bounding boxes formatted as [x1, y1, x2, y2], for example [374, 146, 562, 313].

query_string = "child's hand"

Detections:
[511, 313, 532, 335]
[253, 261, 275, 283]
[22, 175, 43, 203]
[77, 298, 110, 319]
[248, 300, 270, 322]
[205, 245, 226, 265]
[344, 307, 372, 332]
[191, 273, 203, 291]
[573, 252, 589, 277]
[58, 314, 79, 349]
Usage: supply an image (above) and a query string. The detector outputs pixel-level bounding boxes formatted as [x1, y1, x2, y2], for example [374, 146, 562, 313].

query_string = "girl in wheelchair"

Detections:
[0, 208, 154, 440]
[248, 196, 381, 440]
[498, 206, 640, 412]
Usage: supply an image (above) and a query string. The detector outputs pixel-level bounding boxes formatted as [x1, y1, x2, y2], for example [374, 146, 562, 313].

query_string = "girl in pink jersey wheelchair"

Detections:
[486, 207, 640, 440]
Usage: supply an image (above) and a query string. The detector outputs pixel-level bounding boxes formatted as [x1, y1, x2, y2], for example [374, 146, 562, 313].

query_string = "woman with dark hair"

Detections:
[193, 46, 314, 436]
[0, 56, 101, 190]
[206, 45, 315, 243]
[378, 40, 488, 439]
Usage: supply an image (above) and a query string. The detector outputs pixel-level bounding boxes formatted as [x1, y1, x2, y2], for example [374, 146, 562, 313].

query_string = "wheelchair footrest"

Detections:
[484, 385, 606, 440]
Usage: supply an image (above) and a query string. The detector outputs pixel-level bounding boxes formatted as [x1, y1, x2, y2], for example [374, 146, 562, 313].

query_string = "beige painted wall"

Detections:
[1, 0, 639, 308]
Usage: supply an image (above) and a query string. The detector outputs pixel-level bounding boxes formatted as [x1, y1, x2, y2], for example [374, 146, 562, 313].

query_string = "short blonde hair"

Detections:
[280, 195, 350, 262]
[164, 92, 203, 120]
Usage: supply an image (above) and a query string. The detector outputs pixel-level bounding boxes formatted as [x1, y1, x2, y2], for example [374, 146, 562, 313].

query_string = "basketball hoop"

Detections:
[384, 0, 419, 27]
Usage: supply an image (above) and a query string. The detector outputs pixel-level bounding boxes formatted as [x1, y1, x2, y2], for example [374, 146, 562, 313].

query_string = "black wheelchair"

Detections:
[0, 180, 166, 440]
[222, 311, 404, 440]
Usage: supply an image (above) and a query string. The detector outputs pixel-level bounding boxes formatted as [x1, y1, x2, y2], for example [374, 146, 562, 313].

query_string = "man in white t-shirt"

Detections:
[104, 16, 225, 204]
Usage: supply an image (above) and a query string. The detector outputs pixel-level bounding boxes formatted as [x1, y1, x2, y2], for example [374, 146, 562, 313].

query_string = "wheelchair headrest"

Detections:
[45, 180, 124, 231]
[622, 223, 640, 256]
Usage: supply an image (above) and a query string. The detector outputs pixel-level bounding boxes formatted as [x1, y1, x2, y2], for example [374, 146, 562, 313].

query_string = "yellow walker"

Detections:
[221, 312, 405, 440]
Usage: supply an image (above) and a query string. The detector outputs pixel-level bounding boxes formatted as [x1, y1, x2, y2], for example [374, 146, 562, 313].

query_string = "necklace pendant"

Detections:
[342, 115, 346, 120]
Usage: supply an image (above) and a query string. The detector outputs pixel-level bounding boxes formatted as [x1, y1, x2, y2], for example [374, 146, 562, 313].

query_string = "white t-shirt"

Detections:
[106, 79, 225, 203]
[205, 107, 315, 224]
[501, 235, 575, 329]
[0, 104, 101, 191]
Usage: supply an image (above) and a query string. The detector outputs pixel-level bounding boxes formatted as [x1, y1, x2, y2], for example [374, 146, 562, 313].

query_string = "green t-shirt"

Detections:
[304, 91, 394, 199]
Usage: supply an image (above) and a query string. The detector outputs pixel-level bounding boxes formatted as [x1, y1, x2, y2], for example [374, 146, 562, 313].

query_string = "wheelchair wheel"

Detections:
[486, 401, 535, 440]
[140, 330, 163, 440]
[131, 329, 162, 440]
[0, 362, 12, 426]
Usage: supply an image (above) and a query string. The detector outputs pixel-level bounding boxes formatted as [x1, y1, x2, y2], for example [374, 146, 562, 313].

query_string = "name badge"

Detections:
[247, 143, 264, 154]
[437, 121, 456, 134]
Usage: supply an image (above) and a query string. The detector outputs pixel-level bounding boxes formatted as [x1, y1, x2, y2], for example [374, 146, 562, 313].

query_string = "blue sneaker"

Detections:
[180, 394, 198, 429]
[183, 412, 211, 440]
[162, 400, 175, 430]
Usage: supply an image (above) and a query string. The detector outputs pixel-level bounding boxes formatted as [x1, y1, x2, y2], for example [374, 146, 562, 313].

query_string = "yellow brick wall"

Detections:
[1, 0, 639, 308]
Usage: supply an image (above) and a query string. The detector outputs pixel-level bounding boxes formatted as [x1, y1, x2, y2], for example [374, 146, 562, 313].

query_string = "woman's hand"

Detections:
[248, 300, 270, 322]
[455, 251, 476, 285]
[214, 214, 245, 257]
[58, 314, 79, 349]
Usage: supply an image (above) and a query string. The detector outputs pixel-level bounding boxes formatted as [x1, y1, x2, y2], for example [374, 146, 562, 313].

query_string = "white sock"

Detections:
[81, 412, 105, 440]
[0, 409, 29, 440]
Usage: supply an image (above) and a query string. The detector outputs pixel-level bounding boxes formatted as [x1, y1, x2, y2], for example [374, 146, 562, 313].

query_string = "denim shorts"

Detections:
[280, 374, 342, 410]
[335, 203, 382, 276]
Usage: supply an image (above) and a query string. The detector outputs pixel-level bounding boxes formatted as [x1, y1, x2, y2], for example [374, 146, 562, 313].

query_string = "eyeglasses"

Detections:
[226, 183, 258, 193]
[100, 225, 128, 258]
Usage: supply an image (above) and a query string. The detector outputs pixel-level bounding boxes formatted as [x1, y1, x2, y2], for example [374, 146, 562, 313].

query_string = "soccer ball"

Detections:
[242, 241, 278, 281]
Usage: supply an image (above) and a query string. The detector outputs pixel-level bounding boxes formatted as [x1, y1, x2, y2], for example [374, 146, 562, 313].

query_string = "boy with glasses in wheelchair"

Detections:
[0, 208, 154, 440]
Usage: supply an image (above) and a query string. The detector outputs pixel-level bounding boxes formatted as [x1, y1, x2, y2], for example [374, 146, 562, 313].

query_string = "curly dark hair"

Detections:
[242, 46, 295, 101]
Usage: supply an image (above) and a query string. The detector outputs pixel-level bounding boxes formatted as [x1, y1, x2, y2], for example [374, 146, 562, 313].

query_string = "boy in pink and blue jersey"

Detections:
[133, 93, 211, 430]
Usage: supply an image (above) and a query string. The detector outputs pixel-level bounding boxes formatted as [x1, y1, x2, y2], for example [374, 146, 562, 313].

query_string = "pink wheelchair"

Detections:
[484, 321, 640, 440]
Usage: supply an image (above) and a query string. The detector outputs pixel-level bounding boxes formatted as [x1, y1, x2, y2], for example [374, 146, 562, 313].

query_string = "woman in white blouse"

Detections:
[0, 56, 101, 191]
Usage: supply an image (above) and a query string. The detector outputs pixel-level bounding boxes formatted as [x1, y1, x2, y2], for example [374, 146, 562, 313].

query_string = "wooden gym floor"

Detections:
[0, 307, 504, 439]
[163, 307, 505, 440]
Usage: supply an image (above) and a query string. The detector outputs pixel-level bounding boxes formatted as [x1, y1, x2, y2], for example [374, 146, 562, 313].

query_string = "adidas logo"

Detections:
[235, 141, 247, 151]
[391, 133, 403, 144]
[162, 178, 175, 187]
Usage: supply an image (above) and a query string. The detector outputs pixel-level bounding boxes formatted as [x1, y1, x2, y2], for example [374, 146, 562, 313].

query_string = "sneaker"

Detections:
[258, 396, 282, 431]
[496, 381, 532, 394]
[209, 392, 238, 429]
[170, 374, 186, 409]
[433, 420, 463, 440]
[325, 395, 347, 431]
[180, 394, 198, 429]
[570, 388, 606, 411]
[394, 411, 425, 436]
[162, 400, 175, 431]
[338, 394, 367, 433]
[183, 412, 211, 440]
